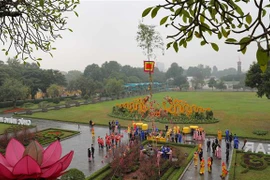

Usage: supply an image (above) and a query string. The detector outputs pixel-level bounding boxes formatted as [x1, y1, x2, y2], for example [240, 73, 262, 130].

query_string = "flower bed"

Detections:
[3, 108, 25, 114]
[111, 96, 218, 124]
[0, 128, 80, 153]
[86, 141, 196, 180]
[240, 152, 269, 170]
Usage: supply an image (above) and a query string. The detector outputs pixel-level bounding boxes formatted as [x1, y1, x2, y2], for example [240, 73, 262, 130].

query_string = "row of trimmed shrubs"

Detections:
[0, 96, 77, 108]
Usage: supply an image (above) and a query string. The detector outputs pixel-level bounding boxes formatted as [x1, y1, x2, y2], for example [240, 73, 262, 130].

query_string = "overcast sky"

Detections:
[1, 0, 258, 72]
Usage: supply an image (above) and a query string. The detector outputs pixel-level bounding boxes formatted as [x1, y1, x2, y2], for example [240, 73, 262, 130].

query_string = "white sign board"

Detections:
[0, 117, 32, 126]
[244, 142, 270, 154]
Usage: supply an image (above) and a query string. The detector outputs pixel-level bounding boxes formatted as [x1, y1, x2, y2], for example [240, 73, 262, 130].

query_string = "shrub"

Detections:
[54, 106, 61, 110]
[23, 102, 35, 108]
[25, 110, 33, 115]
[53, 98, 60, 104]
[83, 94, 89, 100]
[253, 130, 268, 136]
[60, 168, 85, 180]
[38, 101, 49, 109]
[42, 108, 48, 112]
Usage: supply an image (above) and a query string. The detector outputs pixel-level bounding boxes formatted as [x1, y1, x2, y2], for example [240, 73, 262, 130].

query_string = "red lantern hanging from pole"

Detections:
[143, 61, 155, 73]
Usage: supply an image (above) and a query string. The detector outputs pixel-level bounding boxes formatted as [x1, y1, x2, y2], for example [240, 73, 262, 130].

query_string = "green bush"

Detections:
[161, 167, 175, 180]
[53, 98, 60, 104]
[60, 168, 85, 180]
[38, 101, 49, 108]
[253, 130, 268, 136]
[23, 102, 35, 108]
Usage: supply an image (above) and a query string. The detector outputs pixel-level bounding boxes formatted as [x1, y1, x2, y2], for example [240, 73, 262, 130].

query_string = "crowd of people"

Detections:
[191, 128, 247, 179]
[85, 120, 249, 179]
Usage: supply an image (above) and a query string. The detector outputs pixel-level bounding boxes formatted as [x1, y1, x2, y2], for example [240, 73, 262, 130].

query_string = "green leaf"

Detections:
[235, 6, 244, 16]
[142, 7, 153, 17]
[221, 27, 227, 38]
[166, 42, 173, 49]
[226, 38, 237, 43]
[40, 0, 44, 8]
[173, 42, 179, 52]
[211, 43, 219, 51]
[262, 9, 267, 17]
[260, 64, 267, 72]
[245, 14, 252, 24]
[183, 41, 187, 48]
[256, 47, 268, 70]
[37, 61, 41, 67]
[200, 14, 205, 23]
[240, 46, 247, 54]
[49, 52, 54, 58]
[218, 32, 222, 39]
[5, 51, 8, 56]
[239, 37, 251, 44]
[160, 16, 169, 26]
[195, 31, 201, 38]
[52, 47, 57, 50]
[74, 11, 79, 17]
[200, 41, 206, 46]
[151, 6, 160, 18]
[37, 58, 42, 61]
[1, 49, 5, 51]
[68, 28, 73, 32]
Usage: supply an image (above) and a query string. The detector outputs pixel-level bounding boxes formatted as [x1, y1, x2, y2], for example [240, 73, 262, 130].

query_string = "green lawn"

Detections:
[19, 92, 270, 140]
[0, 123, 13, 134]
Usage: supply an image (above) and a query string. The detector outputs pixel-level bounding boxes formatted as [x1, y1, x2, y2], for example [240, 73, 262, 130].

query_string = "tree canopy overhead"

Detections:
[142, 0, 270, 72]
[0, 0, 80, 64]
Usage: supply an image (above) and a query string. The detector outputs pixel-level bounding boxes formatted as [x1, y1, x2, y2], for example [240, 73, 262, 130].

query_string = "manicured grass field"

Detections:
[19, 92, 270, 140]
[0, 123, 13, 134]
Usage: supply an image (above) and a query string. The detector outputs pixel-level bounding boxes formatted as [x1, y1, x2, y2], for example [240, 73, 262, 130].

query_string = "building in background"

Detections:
[237, 60, 242, 74]
[156, 62, 166, 72]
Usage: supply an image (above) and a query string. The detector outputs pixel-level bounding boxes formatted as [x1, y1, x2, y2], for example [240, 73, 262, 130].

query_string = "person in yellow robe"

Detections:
[199, 157, 205, 175]
[193, 152, 198, 167]
[220, 161, 228, 179]
[207, 157, 212, 173]
[217, 129, 222, 141]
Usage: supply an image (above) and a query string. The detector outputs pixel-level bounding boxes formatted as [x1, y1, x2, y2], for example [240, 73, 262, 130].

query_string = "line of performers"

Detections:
[193, 128, 206, 141]
[193, 150, 228, 179]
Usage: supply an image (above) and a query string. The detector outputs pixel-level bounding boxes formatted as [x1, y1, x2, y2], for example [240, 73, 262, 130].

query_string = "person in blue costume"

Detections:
[178, 133, 182, 143]
[225, 129, 230, 141]
[234, 135, 239, 149]
[141, 130, 145, 141]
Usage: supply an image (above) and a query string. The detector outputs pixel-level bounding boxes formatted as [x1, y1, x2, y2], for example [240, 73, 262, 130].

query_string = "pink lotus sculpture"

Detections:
[0, 138, 74, 180]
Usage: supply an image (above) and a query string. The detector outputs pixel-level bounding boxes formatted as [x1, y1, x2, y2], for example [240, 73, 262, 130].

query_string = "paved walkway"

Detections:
[180, 135, 269, 180]
[181, 135, 233, 180]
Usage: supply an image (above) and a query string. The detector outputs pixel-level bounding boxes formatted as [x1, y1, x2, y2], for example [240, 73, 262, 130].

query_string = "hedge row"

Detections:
[0, 96, 77, 109]
[86, 165, 110, 180]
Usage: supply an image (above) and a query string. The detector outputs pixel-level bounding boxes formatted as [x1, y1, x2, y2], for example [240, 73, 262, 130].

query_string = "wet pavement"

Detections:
[180, 136, 269, 180]
[30, 119, 129, 177]
[181, 135, 233, 180]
